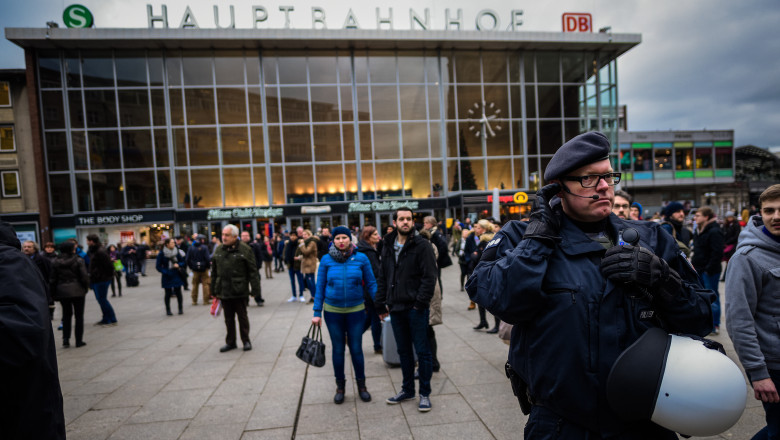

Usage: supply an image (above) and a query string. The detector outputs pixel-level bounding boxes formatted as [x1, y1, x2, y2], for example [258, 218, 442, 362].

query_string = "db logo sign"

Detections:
[562, 13, 592, 33]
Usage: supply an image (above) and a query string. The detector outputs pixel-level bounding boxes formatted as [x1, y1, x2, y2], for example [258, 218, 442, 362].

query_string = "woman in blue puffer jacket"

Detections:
[312, 226, 377, 405]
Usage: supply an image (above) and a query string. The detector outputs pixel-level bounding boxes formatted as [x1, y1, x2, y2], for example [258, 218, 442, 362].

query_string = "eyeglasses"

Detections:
[562, 172, 622, 188]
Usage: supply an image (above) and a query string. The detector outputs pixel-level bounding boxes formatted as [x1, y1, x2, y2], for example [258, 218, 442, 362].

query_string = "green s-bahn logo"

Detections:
[63, 4, 94, 28]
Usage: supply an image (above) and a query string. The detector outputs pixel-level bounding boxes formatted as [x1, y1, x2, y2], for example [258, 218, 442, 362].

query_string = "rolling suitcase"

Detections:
[381, 316, 417, 367]
[125, 260, 139, 287]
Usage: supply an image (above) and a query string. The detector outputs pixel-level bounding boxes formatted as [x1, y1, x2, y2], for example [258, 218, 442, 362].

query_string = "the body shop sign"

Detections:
[77, 214, 145, 225]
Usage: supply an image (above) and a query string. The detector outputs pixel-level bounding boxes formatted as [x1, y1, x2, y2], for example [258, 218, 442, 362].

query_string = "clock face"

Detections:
[467, 100, 502, 138]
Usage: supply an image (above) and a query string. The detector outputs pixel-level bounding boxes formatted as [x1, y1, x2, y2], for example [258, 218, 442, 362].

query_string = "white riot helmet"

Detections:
[606, 327, 746, 437]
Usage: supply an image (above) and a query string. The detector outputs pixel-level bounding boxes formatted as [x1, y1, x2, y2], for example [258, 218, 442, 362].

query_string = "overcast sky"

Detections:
[2, 0, 778, 148]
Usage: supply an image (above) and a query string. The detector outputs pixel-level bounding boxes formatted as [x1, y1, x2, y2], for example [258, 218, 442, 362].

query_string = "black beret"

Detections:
[543, 132, 611, 181]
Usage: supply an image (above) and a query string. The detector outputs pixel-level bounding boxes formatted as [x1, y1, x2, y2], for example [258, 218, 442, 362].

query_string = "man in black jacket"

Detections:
[0, 222, 65, 440]
[376, 208, 438, 412]
[692, 206, 724, 334]
[86, 234, 118, 326]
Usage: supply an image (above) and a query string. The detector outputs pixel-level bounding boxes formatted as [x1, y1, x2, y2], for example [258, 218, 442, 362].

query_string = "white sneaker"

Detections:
[299, 296, 306, 303]
[287, 296, 297, 303]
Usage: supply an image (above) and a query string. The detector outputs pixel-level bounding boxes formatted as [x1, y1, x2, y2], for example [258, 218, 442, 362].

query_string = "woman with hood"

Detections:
[51, 241, 89, 348]
[312, 226, 377, 405]
[357, 226, 382, 354]
[156, 238, 185, 315]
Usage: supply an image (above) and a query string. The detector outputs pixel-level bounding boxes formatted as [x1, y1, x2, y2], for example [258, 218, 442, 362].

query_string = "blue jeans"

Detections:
[303, 273, 316, 296]
[324, 309, 366, 381]
[91, 281, 117, 324]
[390, 308, 432, 396]
[752, 370, 780, 440]
[288, 268, 304, 297]
[700, 272, 721, 328]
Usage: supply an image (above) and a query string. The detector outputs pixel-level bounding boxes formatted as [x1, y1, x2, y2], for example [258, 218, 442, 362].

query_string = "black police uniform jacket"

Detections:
[376, 230, 438, 312]
[466, 213, 714, 436]
[0, 223, 65, 439]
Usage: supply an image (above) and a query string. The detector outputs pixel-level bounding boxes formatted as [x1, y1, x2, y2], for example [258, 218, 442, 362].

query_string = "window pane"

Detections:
[312, 124, 343, 162]
[359, 123, 372, 162]
[169, 89, 184, 125]
[374, 162, 402, 198]
[315, 164, 344, 200]
[342, 123, 355, 161]
[279, 87, 309, 123]
[269, 167, 283, 204]
[188, 127, 219, 166]
[286, 165, 313, 203]
[189, 168, 221, 208]
[45, 132, 68, 171]
[513, 157, 525, 190]
[42, 91, 65, 129]
[89, 131, 121, 169]
[253, 166, 268, 205]
[172, 128, 187, 166]
[461, 159, 485, 190]
[371, 86, 399, 121]
[562, 52, 585, 83]
[148, 54, 164, 86]
[38, 56, 62, 88]
[372, 123, 399, 160]
[282, 125, 311, 162]
[157, 170, 172, 207]
[431, 160, 443, 197]
[487, 159, 511, 191]
[361, 161, 374, 193]
[248, 126, 265, 164]
[118, 90, 150, 127]
[486, 123, 510, 157]
[84, 89, 117, 128]
[49, 174, 73, 214]
[403, 161, 430, 198]
[455, 52, 480, 83]
[343, 163, 357, 198]
[125, 171, 157, 209]
[248, 88, 263, 124]
[75, 173, 91, 211]
[268, 126, 282, 163]
[184, 88, 216, 125]
[536, 51, 560, 83]
[429, 122, 441, 159]
[150, 90, 166, 126]
[456, 86, 482, 121]
[72, 131, 88, 170]
[115, 54, 147, 87]
[397, 54, 426, 84]
[715, 148, 732, 169]
[368, 53, 396, 84]
[224, 167, 252, 206]
[246, 56, 260, 85]
[82, 53, 114, 87]
[2, 172, 19, 197]
[221, 126, 250, 165]
[538, 121, 563, 155]
[167, 55, 182, 86]
[402, 123, 429, 159]
[309, 87, 339, 122]
[399, 85, 427, 120]
[695, 148, 713, 169]
[277, 56, 308, 85]
[308, 57, 338, 84]
[214, 54, 245, 86]
[176, 169, 190, 208]
[655, 149, 672, 170]
[482, 52, 507, 83]
[92, 172, 124, 211]
[154, 129, 169, 167]
[537, 86, 561, 118]
[634, 150, 651, 171]
[182, 53, 213, 86]
[65, 91, 83, 129]
[0, 127, 14, 151]
[122, 130, 154, 168]
[263, 87, 279, 123]
[483, 85, 509, 119]
[217, 88, 247, 124]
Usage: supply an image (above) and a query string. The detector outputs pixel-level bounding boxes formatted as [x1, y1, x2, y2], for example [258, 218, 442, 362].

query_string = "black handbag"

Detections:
[296, 324, 326, 367]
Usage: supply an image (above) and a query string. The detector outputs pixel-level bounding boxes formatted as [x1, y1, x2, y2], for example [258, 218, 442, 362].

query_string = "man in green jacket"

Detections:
[211, 224, 261, 352]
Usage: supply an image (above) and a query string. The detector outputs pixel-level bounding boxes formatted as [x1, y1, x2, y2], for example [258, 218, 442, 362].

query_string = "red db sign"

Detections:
[562, 13, 592, 32]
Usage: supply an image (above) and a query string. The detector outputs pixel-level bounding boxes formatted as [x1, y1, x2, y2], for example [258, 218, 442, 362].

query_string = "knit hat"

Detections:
[663, 202, 684, 218]
[331, 226, 352, 240]
[724, 211, 735, 218]
[631, 202, 644, 219]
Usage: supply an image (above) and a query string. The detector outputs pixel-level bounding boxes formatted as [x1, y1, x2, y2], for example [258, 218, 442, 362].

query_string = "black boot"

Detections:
[165, 291, 173, 316]
[334, 379, 346, 404]
[473, 306, 489, 330]
[487, 318, 500, 334]
[356, 378, 371, 402]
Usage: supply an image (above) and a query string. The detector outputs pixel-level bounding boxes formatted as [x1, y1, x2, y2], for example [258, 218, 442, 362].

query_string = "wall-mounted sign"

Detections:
[77, 214, 146, 226]
[301, 205, 332, 214]
[562, 12, 591, 33]
[206, 207, 284, 220]
[513, 192, 528, 204]
[63, 4, 94, 28]
[348, 200, 420, 213]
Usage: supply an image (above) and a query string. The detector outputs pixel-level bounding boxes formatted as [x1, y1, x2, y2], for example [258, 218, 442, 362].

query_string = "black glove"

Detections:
[524, 183, 562, 245]
[600, 244, 682, 301]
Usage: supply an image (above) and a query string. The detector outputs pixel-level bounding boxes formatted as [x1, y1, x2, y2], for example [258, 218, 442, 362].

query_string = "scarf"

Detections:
[329, 242, 354, 263]
[163, 246, 179, 269]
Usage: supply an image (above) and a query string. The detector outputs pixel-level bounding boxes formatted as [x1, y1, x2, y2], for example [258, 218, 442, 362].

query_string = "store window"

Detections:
[675, 149, 693, 170]
[715, 148, 732, 169]
[1, 171, 20, 197]
[0, 127, 14, 151]
[0, 82, 10, 106]
[633, 151, 651, 171]
[49, 174, 73, 214]
[654, 149, 672, 170]
[695, 147, 713, 169]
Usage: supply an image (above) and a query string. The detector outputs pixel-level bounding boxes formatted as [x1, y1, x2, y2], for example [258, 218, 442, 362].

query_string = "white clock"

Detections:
[467, 100, 502, 138]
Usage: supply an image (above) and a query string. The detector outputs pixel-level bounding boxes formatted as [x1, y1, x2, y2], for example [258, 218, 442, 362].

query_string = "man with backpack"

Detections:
[186, 236, 211, 305]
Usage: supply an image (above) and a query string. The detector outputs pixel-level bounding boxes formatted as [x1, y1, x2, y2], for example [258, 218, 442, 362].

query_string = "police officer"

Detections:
[466, 132, 714, 439]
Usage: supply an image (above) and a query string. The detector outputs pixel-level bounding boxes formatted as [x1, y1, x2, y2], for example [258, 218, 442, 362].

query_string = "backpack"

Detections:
[661, 222, 692, 259]
[188, 245, 211, 272]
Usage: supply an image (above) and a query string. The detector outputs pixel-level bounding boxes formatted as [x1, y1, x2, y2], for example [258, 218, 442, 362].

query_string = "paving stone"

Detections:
[357, 415, 413, 440]
[410, 420, 494, 439]
[295, 402, 358, 435]
[127, 388, 213, 423]
[107, 420, 189, 440]
[240, 427, 293, 439]
[244, 398, 297, 431]
[93, 382, 167, 409]
[402, 393, 479, 428]
[296, 429, 360, 440]
[64, 393, 108, 425]
[189, 403, 255, 427]
[180, 423, 245, 440]
[65, 407, 138, 440]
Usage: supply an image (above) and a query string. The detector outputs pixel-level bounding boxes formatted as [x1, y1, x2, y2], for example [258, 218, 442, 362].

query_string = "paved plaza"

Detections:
[56, 264, 764, 439]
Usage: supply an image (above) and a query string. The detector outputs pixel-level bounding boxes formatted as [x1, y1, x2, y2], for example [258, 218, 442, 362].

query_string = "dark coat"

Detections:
[464, 231, 479, 270]
[722, 220, 741, 246]
[466, 214, 713, 436]
[0, 222, 65, 440]
[87, 244, 115, 284]
[28, 251, 53, 304]
[210, 241, 261, 299]
[283, 238, 300, 269]
[51, 254, 89, 300]
[357, 240, 381, 302]
[156, 249, 186, 289]
[692, 219, 725, 275]
[375, 230, 438, 312]
[120, 245, 141, 272]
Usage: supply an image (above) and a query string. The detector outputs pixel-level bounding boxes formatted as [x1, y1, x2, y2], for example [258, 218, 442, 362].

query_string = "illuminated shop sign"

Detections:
[301, 206, 332, 214]
[486, 192, 529, 204]
[207, 207, 284, 220]
[77, 214, 146, 225]
[348, 200, 420, 213]
[146, 4, 525, 31]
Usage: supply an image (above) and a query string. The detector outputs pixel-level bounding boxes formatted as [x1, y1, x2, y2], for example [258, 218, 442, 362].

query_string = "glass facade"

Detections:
[38, 48, 619, 215]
